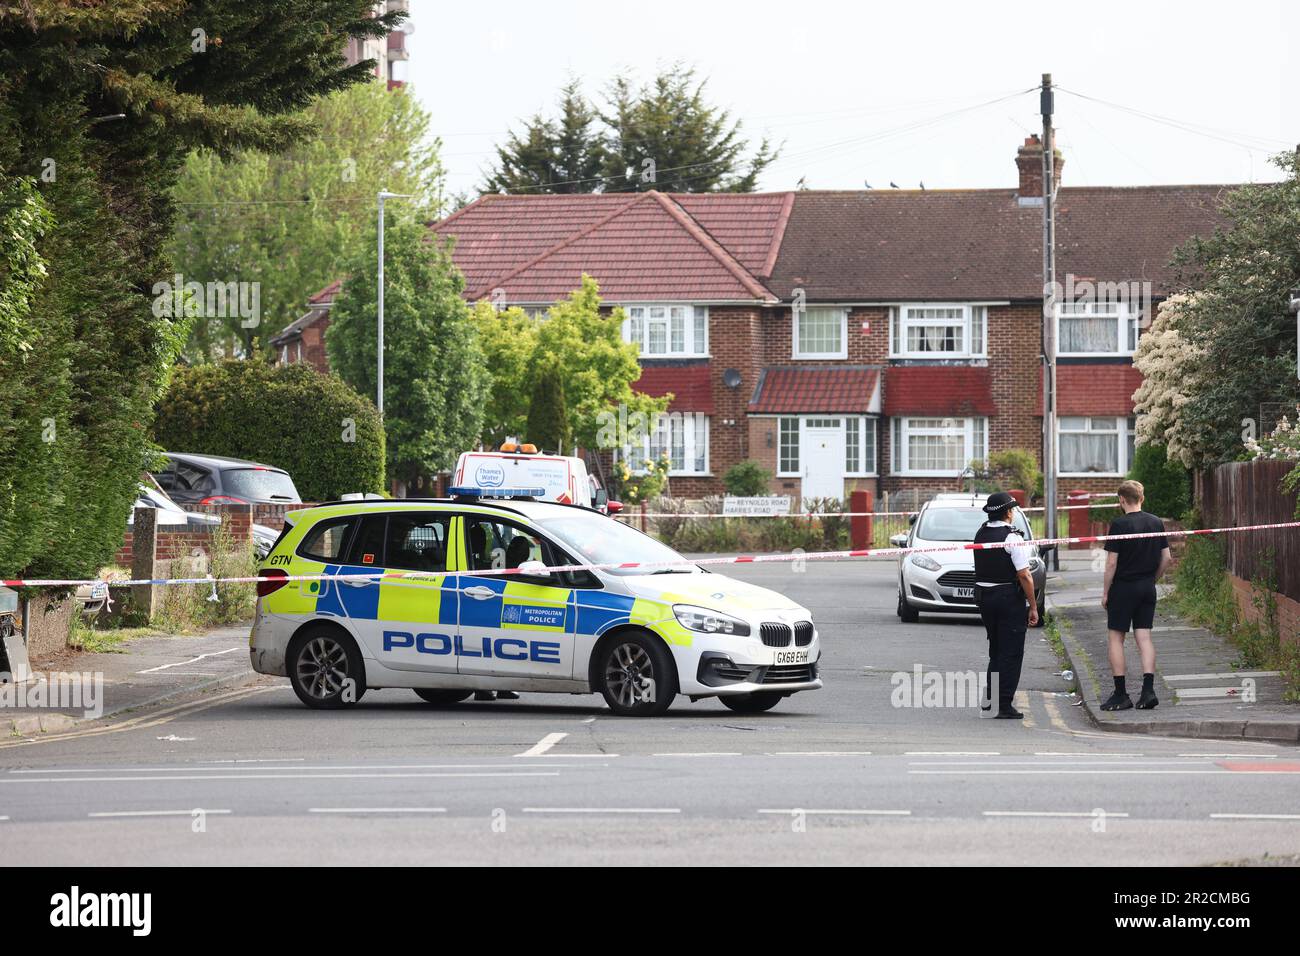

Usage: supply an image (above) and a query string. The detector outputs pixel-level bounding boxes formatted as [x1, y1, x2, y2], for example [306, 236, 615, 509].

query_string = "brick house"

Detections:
[276, 136, 1230, 502]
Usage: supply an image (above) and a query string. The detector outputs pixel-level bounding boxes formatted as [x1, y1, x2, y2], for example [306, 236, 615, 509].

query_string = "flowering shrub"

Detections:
[616, 453, 671, 504]
[1245, 408, 1300, 518]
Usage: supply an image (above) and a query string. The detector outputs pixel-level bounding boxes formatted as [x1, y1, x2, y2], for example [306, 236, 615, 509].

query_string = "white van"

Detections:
[452, 443, 620, 514]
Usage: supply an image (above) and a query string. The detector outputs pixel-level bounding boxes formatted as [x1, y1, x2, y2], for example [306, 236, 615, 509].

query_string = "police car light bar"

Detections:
[448, 486, 546, 499]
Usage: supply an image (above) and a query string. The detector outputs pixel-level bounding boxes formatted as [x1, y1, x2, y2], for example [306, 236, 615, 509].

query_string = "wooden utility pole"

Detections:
[1040, 73, 1059, 570]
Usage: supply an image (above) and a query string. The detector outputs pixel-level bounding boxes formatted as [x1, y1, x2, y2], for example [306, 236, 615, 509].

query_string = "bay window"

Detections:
[889, 304, 988, 358]
[628, 411, 710, 475]
[793, 307, 847, 359]
[1058, 416, 1136, 475]
[1056, 301, 1138, 356]
[623, 305, 708, 357]
[891, 416, 988, 476]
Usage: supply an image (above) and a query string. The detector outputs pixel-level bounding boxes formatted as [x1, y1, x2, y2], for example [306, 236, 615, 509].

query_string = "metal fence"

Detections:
[1196, 460, 1300, 601]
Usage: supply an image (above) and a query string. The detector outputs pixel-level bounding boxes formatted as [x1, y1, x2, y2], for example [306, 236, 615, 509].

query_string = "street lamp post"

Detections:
[376, 190, 413, 415]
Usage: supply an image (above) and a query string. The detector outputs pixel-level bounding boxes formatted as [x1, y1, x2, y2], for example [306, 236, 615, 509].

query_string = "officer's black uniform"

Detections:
[973, 497, 1029, 718]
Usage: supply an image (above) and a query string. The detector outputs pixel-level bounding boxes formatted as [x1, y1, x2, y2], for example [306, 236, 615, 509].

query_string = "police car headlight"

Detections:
[909, 554, 942, 572]
[672, 605, 751, 636]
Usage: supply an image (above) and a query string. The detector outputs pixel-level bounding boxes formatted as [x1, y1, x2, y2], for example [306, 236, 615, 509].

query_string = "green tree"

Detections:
[171, 81, 444, 360]
[469, 279, 667, 455]
[1127, 443, 1191, 519]
[0, 0, 397, 581]
[1136, 152, 1300, 467]
[153, 361, 385, 501]
[483, 65, 778, 194]
[526, 368, 571, 453]
[326, 215, 489, 486]
[483, 80, 606, 194]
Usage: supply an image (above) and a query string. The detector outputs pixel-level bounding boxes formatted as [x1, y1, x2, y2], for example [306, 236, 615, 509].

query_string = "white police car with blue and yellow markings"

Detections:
[250, 489, 822, 716]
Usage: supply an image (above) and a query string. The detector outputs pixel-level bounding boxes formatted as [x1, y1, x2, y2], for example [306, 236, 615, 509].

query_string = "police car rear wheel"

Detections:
[413, 689, 473, 706]
[288, 628, 366, 709]
[597, 633, 676, 716]
[718, 691, 784, 714]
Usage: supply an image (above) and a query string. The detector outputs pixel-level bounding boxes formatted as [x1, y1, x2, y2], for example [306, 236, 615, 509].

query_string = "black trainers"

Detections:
[1101, 689, 1133, 711]
[995, 707, 1024, 719]
[1136, 687, 1159, 710]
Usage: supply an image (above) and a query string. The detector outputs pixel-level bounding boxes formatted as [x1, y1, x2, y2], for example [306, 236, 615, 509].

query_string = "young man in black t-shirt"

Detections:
[1101, 480, 1172, 711]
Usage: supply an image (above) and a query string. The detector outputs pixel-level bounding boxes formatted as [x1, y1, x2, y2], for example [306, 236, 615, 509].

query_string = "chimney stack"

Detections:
[1016, 134, 1064, 199]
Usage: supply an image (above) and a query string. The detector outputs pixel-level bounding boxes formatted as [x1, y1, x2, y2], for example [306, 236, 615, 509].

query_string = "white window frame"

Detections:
[625, 411, 710, 476]
[621, 304, 709, 358]
[889, 304, 988, 359]
[792, 307, 848, 360]
[844, 416, 878, 477]
[890, 416, 988, 477]
[1057, 415, 1136, 477]
[774, 415, 878, 478]
[1055, 301, 1138, 357]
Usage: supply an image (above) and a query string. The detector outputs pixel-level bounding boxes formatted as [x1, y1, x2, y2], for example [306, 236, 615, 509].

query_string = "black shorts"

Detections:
[1107, 577, 1157, 632]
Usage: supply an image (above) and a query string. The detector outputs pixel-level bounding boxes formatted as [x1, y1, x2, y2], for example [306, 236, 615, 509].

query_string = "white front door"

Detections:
[801, 419, 844, 502]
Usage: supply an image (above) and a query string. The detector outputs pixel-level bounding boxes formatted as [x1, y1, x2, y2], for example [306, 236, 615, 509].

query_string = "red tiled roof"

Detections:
[768, 185, 1231, 301]
[1058, 364, 1143, 416]
[883, 365, 997, 416]
[634, 363, 714, 413]
[748, 366, 881, 414]
[308, 279, 342, 305]
[431, 191, 789, 303]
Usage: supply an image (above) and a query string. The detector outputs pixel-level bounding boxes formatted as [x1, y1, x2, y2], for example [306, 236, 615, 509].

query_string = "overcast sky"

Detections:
[405, 0, 1298, 199]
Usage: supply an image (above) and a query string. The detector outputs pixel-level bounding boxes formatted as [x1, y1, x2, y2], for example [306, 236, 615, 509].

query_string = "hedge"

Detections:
[152, 360, 385, 501]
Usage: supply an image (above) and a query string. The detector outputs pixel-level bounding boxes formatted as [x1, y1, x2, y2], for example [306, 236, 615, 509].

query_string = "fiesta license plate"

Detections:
[775, 649, 810, 665]
[953, 587, 974, 599]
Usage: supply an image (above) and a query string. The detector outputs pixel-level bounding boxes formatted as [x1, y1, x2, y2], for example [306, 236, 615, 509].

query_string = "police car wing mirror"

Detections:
[518, 560, 550, 577]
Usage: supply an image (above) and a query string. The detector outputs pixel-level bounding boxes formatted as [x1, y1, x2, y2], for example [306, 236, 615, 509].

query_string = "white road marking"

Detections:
[308, 807, 446, 815]
[581, 718, 597, 724]
[1163, 670, 1281, 682]
[205, 758, 306, 764]
[136, 647, 243, 674]
[983, 810, 1130, 818]
[910, 769, 1293, 775]
[905, 751, 1000, 756]
[9, 763, 576, 774]
[652, 752, 742, 757]
[766, 751, 873, 756]
[911, 760, 1213, 766]
[1179, 753, 1278, 758]
[522, 807, 680, 814]
[88, 809, 232, 818]
[156, 735, 194, 742]
[0, 815, 9, 821]
[758, 808, 911, 816]
[517, 732, 568, 757]
[3, 771, 561, 784]
[1034, 752, 1143, 756]
[1209, 813, 1300, 820]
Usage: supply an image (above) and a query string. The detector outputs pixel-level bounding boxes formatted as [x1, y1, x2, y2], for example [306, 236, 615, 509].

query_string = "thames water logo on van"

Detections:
[475, 462, 505, 487]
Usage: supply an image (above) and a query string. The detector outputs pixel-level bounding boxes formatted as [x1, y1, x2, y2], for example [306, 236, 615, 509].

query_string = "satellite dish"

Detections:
[723, 368, 742, 389]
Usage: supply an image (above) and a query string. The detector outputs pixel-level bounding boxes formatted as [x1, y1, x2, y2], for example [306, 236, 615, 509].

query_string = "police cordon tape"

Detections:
[616, 501, 1118, 519]
[3, 519, 1297, 589]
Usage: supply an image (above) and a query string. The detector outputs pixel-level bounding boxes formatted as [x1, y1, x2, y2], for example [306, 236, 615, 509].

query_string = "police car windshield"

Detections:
[916, 507, 1031, 542]
[532, 511, 694, 576]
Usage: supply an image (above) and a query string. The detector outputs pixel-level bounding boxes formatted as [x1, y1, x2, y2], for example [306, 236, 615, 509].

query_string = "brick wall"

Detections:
[1231, 574, 1300, 651]
[118, 504, 255, 569]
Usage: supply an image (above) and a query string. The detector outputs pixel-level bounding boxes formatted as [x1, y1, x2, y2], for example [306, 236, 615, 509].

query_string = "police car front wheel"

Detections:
[596, 632, 678, 717]
[288, 626, 367, 709]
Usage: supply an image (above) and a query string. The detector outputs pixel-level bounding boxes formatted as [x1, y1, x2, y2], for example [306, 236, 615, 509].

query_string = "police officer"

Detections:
[973, 491, 1039, 719]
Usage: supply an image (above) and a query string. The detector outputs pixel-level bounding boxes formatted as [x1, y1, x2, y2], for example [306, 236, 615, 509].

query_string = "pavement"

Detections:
[1046, 551, 1300, 743]
[0, 559, 1297, 865]
[2, 626, 255, 737]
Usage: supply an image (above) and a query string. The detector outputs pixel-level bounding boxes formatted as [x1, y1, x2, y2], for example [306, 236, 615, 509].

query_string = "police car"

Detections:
[249, 489, 821, 716]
